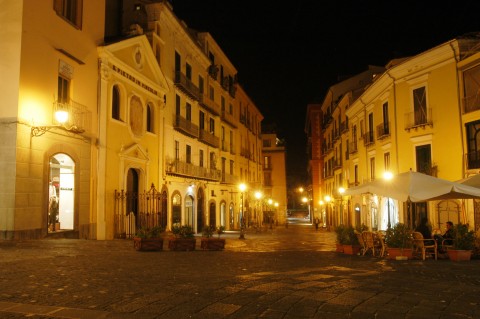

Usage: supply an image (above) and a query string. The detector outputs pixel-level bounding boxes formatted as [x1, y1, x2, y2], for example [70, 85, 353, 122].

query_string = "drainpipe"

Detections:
[449, 42, 465, 178]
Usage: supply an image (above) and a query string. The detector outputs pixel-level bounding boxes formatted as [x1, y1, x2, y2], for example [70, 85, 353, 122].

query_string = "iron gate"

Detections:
[114, 183, 167, 239]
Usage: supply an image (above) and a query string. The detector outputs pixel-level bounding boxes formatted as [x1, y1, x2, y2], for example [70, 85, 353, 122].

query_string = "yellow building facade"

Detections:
[1, 0, 268, 240]
[0, 0, 104, 239]
[344, 37, 480, 232]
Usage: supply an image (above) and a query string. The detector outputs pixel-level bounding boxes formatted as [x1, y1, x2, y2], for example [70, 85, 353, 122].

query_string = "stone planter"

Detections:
[343, 245, 361, 255]
[386, 247, 413, 260]
[447, 249, 472, 261]
[168, 238, 196, 251]
[133, 237, 164, 251]
[200, 238, 226, 250]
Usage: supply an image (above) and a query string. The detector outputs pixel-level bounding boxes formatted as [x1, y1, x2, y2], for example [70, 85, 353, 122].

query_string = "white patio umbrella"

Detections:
[344, 170, 480, 202]
[457, 173, 480, 188]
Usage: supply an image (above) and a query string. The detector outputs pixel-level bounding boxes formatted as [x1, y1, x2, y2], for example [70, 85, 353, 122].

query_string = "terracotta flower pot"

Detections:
[386, 247, 413, 260]
[343, 245, 361, 255]
[447, 250, 472, 261]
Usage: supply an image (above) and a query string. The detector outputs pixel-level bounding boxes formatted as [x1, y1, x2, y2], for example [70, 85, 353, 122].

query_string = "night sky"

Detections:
[169, 0, 480, 186]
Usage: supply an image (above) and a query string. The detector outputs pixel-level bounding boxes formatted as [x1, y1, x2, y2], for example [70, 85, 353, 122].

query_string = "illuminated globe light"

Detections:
[383, 171, 393, 180]
[338, 187, 345, 195]
[255, 191, 263, 200]
[55, 110, 69, 124]
[324, 195, 331, 203]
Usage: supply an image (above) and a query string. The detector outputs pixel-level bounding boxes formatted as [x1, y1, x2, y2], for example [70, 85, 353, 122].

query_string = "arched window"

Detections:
[146, 103, 154, 133]
[112, 85, 121, 120]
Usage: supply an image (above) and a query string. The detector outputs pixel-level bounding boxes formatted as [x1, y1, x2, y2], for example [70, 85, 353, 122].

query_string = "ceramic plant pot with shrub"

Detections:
[342, 225, 361, 255]
[447, 223, 475, 261]
[385, 223, 413, 260]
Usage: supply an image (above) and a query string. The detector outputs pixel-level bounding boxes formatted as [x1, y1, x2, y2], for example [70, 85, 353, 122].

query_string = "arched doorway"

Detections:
[209, 202, 216, 226]
[185, 195, 194, 229]
[48, 153, 75, 232]
[126, 168, 139, 229]
[197, 188, 204, 232]
[172, 193, 181, 227]
[220, 201, 226, 227]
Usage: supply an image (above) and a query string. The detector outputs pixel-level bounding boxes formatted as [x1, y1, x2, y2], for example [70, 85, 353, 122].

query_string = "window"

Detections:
[384, 152, 390, 171]
[230, 160, 234, 174]
[186, 145, 191, 164]
[210, 152, 216, 169]
[209, 86, 214, 100]
[175, 95, 180, 115]
[199, 76, 204, 94]
[146, 103, 154, 133]
[413, 86, 427, 125]
[186, 103, 191, 121]
[112, 85, 121, 120]
[209, 118, 215, 134]
[54, 0, 83, 29]
[354, 165, 358, 185]
[368, 112, 374, 143]
[382, 102, 389, 135]
[58, 75, 69, 104]
[175, 141, 179, 160]
[463, 65, 480, 113]
[199, 111, 205, 130]
[465, 120, 480, 169]
[199, 150, 204, 167]
[370, 157, 375, 181]
[186, 63, 192, 80]
[416, 144, 432, 174]
[264, 156, 271, 170]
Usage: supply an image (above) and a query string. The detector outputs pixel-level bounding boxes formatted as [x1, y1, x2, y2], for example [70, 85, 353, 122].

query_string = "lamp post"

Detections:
[324, 195, 331, 229]
[383, 172, 393, 229]
[254, 191, 263, 229]
[239, 183, 247, 239]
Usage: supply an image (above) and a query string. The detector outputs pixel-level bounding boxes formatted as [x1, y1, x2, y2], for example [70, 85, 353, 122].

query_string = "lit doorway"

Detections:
[185, 195, 194, 229]
[48, 153, 75, 232]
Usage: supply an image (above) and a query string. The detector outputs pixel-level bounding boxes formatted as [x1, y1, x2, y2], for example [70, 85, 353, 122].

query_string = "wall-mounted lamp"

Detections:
[31, 104, 84, 137]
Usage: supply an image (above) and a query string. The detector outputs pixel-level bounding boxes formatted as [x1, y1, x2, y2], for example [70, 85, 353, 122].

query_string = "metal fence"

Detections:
[114, 184, 167, 239]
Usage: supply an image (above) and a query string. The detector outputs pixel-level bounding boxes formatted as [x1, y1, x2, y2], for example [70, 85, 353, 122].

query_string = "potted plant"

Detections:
[133, 225, 165, 251]
[342, 225, 361, 255]
[168, 224, 196, 251]
[334, 224, 347, 252]
[447, 223, 475, 261]
[200, 225, 226, 250]
[385, 223, 413, 260]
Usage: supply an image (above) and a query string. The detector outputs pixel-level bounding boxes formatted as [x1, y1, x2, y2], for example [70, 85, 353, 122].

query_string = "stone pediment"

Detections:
[119, 143, 149, 162]
[99, 35, 169, 95]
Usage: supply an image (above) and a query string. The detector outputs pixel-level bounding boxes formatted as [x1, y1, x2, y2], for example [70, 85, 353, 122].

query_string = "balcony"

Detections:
[173, 114, 199, 138]
[221, 173, 238, 184]
[199, 94, 221, 116]
[199, 129, 219, 148]
[221, 109, 237, 128]
[363, 131, 375, 147]
[405, 108, 432, 130]
[174, 71, 200, 100]
[340, 120, 349, 134]
[376, 122, 390, 140]
[166, 159, 221, 181]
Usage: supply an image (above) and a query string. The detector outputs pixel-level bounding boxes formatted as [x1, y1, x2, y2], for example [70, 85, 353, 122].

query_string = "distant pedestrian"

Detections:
[314, 218, 319, 231]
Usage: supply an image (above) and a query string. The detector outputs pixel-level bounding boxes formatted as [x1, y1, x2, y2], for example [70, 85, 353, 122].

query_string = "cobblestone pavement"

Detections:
[1, 224, 480, 319]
